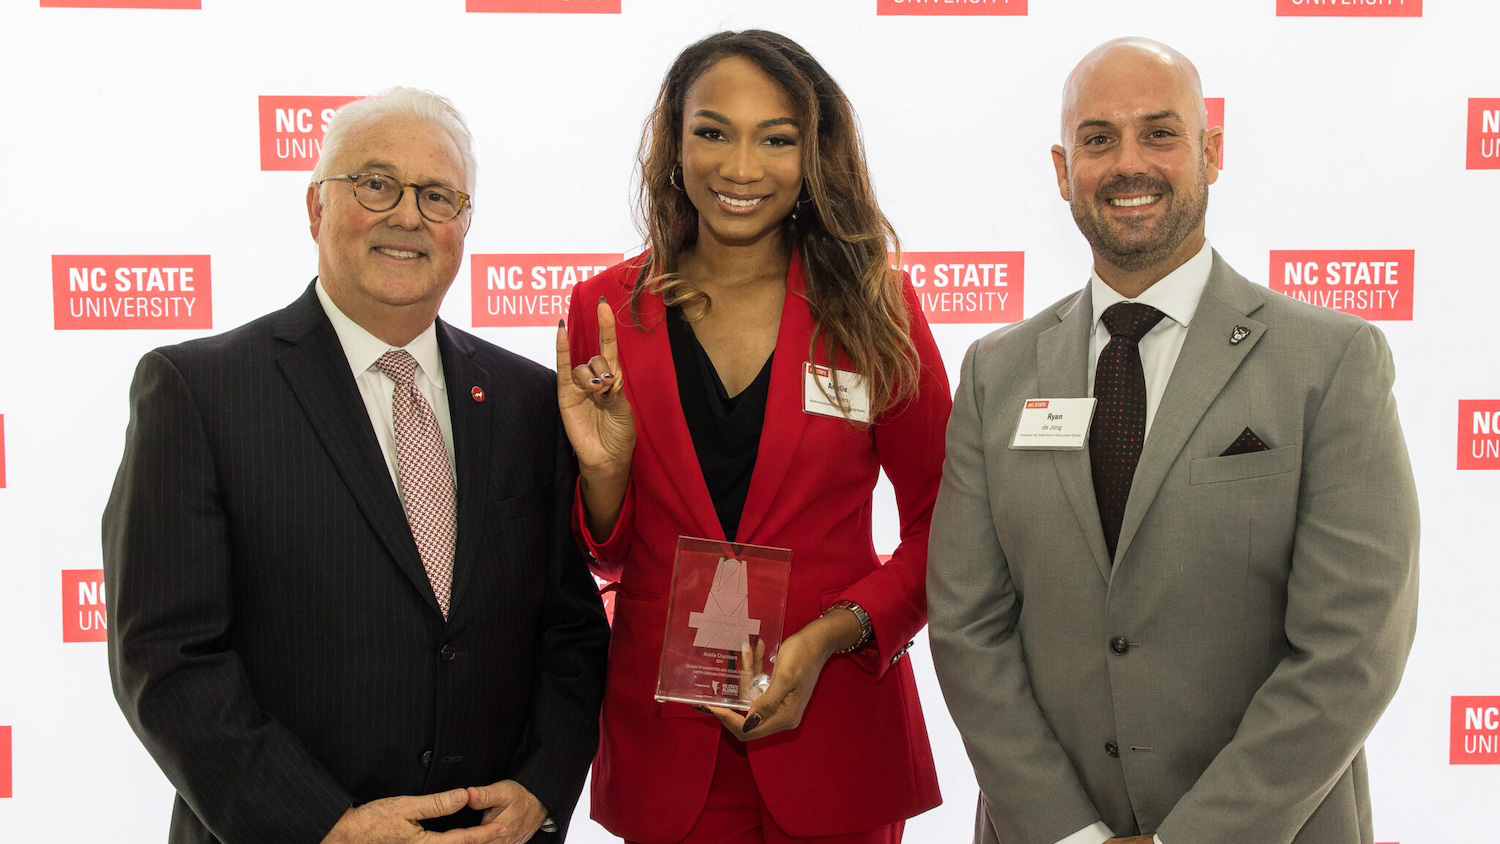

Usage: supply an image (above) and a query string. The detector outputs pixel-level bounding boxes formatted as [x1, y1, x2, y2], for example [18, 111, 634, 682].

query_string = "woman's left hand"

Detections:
[703, 607, 865, 740]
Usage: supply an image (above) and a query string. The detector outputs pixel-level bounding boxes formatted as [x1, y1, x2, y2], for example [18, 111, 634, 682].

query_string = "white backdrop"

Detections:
[2, 1, 1498, 842]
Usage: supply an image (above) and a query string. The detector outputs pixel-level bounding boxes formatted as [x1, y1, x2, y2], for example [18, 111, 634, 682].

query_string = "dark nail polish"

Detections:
[741, 714, 762, 734]
[589, 378, 602, 385]
[557, 319, 565, 329]
[693, 705, 711, 714]
[601, 373, 614, 380]
[599, 296, 607, 303]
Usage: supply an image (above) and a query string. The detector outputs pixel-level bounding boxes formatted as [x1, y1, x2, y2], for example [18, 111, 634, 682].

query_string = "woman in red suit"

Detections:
[557, 30, 950, 844]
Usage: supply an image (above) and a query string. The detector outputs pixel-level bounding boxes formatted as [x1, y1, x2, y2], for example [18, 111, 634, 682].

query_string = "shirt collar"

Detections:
[314, 279, 446, 389]
[1090, 240, 1213, 332]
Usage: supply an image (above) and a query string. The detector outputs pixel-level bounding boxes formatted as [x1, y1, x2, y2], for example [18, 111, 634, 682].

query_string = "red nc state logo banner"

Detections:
[41, 0, 198, 7]
[62, 570, 108, 643]
[53, 255, 212, 330]
[1276, 0, 1420, 17]
[1268, 250, 1413, 321]
[897, 252, 1025, 324]
[259, 96, 359, 171]
[1468, 99, 1500, 170]
[1451, 696, 1500, 763]
[471, 254, 621, 327]
[467, 0, 620, 12]
[876, 0, 1026, 15]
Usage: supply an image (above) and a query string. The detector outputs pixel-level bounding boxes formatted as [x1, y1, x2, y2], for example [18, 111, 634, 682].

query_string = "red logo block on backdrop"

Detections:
[53, 255, 212, 330]
[877, 0, 1026, 15]
[1267, 250, 1413, 321]
[62, 570, 107, 644]
[898, 252, 1024, 324]
[471, 254, 622, 327]
[41, 0, 198, 7]
[0, 726, 10, 799]
[1276, 0, 1420, 16]
[1451, 696, 1500, 763]
[1458, 401, 1500, 470]
[1467, 99, 1500, 170]
[467, 0, 620, 12]
[259, 96, 359, 171]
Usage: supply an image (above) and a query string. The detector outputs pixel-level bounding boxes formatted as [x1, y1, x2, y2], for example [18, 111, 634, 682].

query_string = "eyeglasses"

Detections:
[316, 172, 471, 223]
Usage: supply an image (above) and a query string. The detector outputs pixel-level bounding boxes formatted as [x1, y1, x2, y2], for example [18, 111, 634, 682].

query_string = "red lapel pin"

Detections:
[471, 386, 486, 403]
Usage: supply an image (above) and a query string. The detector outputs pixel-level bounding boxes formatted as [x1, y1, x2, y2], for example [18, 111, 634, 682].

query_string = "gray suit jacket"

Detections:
[928, 253, 1418, 844]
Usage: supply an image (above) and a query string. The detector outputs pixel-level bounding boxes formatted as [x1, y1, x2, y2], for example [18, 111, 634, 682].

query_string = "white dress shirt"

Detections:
[1086, 240, 1214, 441]
[315, 280, 456, 500]
[1054, 242, 1213, 844]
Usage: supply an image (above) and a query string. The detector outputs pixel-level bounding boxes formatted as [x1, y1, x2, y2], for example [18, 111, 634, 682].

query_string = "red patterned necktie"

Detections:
[1090, 302, 1167, 561]
[376, 349, 455, 617]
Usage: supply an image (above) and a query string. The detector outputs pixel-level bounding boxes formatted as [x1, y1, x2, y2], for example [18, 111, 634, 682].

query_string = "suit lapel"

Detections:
[736, 252, 814, 545]
[438, 321, 489, 615]
[618, 277, 724, 541]
[273, 284, 440, 615]
[1037, 290, 1114, 584]
[1114, 254, 1267, 565]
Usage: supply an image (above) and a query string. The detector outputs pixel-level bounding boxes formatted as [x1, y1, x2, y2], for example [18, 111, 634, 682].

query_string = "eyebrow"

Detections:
[354, 161, 457, 189]
[1074, 110, 1187, 135]
[692, 109, 800, 130]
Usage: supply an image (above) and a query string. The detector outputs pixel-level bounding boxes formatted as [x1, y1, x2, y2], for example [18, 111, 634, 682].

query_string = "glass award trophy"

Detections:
[655, 536, 792, 711]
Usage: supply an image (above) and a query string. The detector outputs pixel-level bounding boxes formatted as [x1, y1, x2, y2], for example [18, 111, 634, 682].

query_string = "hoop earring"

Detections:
[670, 164, 684, 192]
[791, 182, 813, 223]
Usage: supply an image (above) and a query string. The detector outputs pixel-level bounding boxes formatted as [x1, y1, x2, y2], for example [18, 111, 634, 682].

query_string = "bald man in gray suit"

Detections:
[928, 38, 1418, 844]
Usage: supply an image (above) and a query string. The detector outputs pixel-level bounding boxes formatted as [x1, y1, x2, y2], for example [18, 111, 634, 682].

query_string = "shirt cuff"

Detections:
[1054, 821, 1114, 844]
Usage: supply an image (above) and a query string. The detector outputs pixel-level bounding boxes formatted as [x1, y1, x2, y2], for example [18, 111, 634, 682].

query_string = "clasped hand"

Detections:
[322, 780, 548, 844]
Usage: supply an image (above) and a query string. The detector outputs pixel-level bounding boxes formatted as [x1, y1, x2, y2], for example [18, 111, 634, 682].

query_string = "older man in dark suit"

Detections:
[103, 87, 608, 844]
[928, 39, 1418, 844]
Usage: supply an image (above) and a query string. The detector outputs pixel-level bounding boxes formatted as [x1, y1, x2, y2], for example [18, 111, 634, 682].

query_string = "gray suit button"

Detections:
[1110, 636, 1130, 655]
[420, 750, 433, 768]
[1105, 742, 1119, 758]
[440, 644, 457, 662]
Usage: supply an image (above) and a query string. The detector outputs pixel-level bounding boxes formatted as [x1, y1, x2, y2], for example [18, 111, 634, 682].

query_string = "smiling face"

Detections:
[679, 55, 804, 251]
[307, 112, 470, 342]
[1051, 41, 1222, 286]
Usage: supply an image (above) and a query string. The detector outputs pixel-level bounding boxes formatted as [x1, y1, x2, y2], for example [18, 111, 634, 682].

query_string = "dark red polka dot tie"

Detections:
[1091, 302, 1167, 560]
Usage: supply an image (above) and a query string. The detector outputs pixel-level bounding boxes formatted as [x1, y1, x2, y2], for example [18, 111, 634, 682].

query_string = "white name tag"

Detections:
[1010, 398, 1097, 450]
[803, 362, 872, 423]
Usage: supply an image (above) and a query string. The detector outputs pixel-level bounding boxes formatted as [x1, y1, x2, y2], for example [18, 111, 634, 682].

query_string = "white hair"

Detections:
[311, 86, 477, 194]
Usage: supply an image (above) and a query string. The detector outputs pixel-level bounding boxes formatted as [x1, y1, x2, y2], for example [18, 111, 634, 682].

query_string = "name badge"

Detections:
[803, 362, 872, 423]
[1010, 398, 1097, 450]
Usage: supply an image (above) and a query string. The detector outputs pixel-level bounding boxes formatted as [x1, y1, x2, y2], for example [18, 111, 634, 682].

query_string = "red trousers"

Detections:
[627, 731, 905, 844]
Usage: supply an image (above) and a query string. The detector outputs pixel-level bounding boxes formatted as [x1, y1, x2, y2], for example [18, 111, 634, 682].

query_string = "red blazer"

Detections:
[567, 254, 949, 842]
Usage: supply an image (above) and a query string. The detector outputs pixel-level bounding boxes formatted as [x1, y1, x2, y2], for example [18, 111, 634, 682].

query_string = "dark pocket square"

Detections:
[1220, 427, 1270, 456]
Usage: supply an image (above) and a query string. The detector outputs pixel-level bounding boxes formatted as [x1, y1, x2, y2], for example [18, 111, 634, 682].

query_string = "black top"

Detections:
[666, 305, 774, 542]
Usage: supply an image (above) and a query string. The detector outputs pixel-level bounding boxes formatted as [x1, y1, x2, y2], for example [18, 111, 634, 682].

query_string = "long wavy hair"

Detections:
[632, 29, 918, 419]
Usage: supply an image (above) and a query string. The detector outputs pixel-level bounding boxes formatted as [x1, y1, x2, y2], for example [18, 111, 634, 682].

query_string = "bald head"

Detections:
[1050, 37, 1222, 294]
[1060, 38, 1207, 144]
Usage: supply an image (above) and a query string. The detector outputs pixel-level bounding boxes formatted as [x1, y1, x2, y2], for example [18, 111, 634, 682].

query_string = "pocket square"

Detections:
[1220, 427, 1270, 456]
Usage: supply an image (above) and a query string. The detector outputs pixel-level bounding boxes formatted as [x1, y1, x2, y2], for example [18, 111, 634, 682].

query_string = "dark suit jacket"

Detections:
[929, 254, 1419, 844]
[103, 282, 609, 844]
[567, 255, 948, 841]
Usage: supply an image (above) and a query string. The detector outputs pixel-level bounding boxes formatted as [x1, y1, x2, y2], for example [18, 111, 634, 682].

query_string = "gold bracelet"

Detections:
[823, 600, 872, 654]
